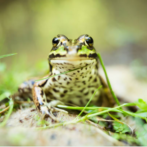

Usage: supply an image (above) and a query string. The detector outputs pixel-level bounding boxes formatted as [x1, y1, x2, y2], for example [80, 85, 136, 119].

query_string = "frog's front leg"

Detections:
[32, 79, 67, 121]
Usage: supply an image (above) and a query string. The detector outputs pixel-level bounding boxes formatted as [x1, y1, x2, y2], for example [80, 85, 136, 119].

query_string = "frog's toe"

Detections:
[40, 104, 67, 122]
[46, 100, 68, 115]
[40, 105, 59, 121]
[51, 107, 68, 114]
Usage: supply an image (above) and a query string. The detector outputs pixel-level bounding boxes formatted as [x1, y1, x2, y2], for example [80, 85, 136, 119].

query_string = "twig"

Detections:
[0, 106, 10, 114]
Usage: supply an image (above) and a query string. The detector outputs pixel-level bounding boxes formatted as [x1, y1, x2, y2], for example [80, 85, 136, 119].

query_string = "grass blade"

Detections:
[76, 85, 102, 119]
[97, 53, 120, 106]
[0, 53, 17, 59]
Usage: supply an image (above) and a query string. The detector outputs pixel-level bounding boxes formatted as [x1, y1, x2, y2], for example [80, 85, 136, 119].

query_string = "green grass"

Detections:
[0, 53, 17, 59]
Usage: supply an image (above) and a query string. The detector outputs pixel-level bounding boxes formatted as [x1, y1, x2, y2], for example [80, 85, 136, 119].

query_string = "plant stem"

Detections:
[37, 102, 140, 130]
[97, 53, 120, 106]
[77, 85, 102, 118]
[0, 99, 14, 127]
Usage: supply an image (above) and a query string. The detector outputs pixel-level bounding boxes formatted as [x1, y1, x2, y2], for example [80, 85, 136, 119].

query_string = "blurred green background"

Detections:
[0, 0, 147, 68]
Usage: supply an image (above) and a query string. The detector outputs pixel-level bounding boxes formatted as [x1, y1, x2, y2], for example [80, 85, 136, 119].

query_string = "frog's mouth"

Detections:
[49, 53, 97, 61]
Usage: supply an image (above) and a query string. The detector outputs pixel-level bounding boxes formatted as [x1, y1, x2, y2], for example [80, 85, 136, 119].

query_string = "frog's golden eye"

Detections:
[52, 37, 60, 47]
[85, 36, 93, 47]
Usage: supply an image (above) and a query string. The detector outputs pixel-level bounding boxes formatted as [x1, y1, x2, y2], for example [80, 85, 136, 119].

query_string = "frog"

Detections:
[17, 34, 115, 120]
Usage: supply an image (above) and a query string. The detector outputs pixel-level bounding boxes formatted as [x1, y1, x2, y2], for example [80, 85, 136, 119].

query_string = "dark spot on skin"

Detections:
[80, 99, 83, 105]
[82, 76, 84, 78]
[80, 54, 87, 57]
[69, 78, 72, 81]
[49, 54, 66, 59]
[80, 72, 84, 76]
[59, 83, 62, 85]
[73, 73, 76, 75]
[91, 90, 94, 94]
[95, 64, 98, 69]
[94, 78, 97, 82]
[40, 90, 43, 96]
[39, 79, 48, 87]
[60, 94, 65, 97]
[67, 82, 70, 85]
[70, 88, 73, 91]
[46, 99, 51, 103]
[76, 95, 81, 98]
[84, 92, 89, 95]
[64, 90, 68, 94]
[37, 105, 40, 111]
[45, 91, 53, 96]
[76, 78, 78, 80]
[43, 99, 45, 102]
[85, 67, 87, 70]
[52, 77, 56, 82]
[64, 77, 67, 80]
[83, 81, 86, 85]
[53, 88, 59, 92]
[88, 53, 97, 58]
[68, 100, 73, 104]
[80, 88, 84, 92]
[60, 86, 66, 88]
[86, 99, 89, 102]
[77, 70, 80, 73]
[89, 76, 92, 81]
[58, 76, 60, 80]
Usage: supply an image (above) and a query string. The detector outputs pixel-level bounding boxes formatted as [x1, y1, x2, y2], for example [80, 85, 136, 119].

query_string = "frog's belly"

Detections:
[45, 83, 101, 106]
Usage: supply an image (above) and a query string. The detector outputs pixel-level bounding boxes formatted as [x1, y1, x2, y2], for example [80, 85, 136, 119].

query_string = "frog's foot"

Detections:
[15, 79, 36, 101]
[40, 100, 68, 121]
[33, 81, 68, 121]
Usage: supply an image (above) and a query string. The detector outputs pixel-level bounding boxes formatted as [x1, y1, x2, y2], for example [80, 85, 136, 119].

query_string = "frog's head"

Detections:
[49, 35, 98, 69]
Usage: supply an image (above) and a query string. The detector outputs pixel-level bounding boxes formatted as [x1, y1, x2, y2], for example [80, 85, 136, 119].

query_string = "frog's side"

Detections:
[18, 35, 115, 118]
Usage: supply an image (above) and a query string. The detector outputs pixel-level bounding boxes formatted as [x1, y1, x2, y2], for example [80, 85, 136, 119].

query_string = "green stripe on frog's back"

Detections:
[78, 45, 97, 58]
[49, 46, 67, 58]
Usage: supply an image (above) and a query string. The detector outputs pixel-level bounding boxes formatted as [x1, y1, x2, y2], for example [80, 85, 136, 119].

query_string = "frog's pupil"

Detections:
[86, 37, 93, 44]
[52, 37, 59, 45]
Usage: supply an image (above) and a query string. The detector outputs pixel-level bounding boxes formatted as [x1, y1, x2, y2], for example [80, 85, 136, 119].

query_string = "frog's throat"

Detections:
[50, 59, 97, 72]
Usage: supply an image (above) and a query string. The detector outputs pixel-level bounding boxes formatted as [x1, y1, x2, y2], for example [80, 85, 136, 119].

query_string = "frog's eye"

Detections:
[52, 37, 60, 47]
[85, 36, 93, 47]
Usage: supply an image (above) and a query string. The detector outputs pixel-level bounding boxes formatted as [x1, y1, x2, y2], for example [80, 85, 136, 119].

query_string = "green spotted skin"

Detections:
[43, 59, 101, 106]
